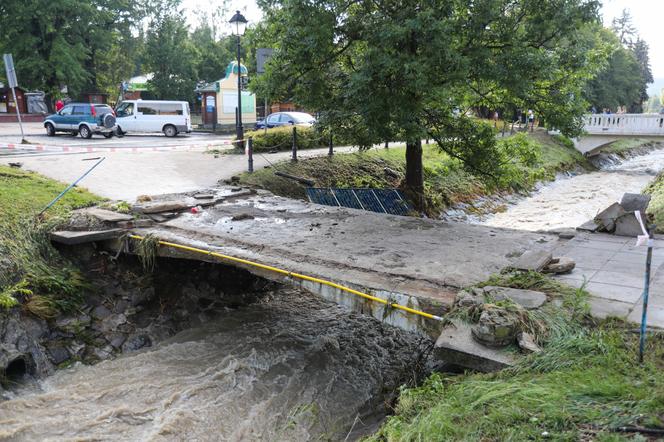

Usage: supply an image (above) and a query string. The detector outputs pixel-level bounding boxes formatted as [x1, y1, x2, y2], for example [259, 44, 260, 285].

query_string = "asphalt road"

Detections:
[0, 122, 367, 201]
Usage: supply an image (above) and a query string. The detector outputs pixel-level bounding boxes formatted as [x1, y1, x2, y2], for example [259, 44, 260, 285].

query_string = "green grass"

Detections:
[0, 165, 101, 313]
[367, 273, 664, 441]
[239, 131, 588, 215]
[597, 138, 656, 155]
[644, 172, 664, 233]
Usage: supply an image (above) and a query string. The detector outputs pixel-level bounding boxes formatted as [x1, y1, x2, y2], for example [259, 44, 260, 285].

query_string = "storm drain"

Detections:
[306, 188, 411, 216]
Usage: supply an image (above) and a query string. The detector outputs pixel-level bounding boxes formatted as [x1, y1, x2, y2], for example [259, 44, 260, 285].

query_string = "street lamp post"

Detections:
[229, 10, 248, 144]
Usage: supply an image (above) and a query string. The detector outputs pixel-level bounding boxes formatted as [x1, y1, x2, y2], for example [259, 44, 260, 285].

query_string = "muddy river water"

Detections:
[0, 291, 429, 441]
[478, 148, 664, 231]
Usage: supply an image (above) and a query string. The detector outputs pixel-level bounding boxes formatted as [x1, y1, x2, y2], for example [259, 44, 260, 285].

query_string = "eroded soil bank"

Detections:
[1, 248, 432, 441]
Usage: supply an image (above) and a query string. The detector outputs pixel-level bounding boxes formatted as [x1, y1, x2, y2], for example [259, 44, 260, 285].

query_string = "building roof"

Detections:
[224, 61, 248, 79]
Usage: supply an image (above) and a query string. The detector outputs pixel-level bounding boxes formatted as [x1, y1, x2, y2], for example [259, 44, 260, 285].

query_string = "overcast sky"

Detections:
[182, 0, 663, 78]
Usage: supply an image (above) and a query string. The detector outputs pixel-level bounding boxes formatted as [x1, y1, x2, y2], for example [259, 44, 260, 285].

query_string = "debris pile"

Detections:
[579, 193, 651, 237]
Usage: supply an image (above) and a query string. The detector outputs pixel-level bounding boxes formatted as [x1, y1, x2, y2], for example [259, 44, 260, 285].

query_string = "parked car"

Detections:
[115, 100, 192, 137]
[43, 103, 116, 139]
[255, 112, 316, 130]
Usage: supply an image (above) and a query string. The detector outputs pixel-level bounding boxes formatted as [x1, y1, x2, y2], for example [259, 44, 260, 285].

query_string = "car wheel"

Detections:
[45, 123, 55, 136]
[103, 132, 114, 139]
[79, 125, 92, 139]
[163, 125, 177, 137]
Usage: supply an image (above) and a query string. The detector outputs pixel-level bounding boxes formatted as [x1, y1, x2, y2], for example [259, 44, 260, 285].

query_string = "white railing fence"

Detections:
[585, 113, 664, 136]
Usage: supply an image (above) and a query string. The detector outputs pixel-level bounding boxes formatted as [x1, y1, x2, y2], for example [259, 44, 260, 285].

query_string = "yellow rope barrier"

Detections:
[128, 234, 443, 322]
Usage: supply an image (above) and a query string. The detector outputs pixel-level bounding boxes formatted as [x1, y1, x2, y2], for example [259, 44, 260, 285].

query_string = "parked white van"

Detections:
[115, 100, 192, 137]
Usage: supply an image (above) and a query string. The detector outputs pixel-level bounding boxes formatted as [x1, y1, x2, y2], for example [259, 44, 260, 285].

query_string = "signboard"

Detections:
[3, 54, 18, 88]
[222, 91, 255, 114]
[256, 48, 274, 74]
[205, 95, 215, 113]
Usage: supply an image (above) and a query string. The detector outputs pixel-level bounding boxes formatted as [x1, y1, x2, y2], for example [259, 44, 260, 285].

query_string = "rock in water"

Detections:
[543, 257, 576, 274]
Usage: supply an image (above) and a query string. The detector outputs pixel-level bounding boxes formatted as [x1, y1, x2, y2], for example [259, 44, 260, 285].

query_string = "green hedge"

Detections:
[242, 126, 329, 152]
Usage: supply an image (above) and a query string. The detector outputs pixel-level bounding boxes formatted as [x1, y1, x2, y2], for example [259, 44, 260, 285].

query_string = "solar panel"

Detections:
[306, 187, 411, 216]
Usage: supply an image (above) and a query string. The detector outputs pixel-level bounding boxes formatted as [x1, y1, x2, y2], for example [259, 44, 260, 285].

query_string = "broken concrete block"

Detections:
[454, 290, 483, 308]
[482, 286, 547, 310]
[577, 220, 600, 233]
[434, 320, 516, 372]
[517, 332, 541, 353]
[511, 250, 553, 272]
[557, 229, 576, 240]
[594, 202, 626, 232]
[543, 257, 576, 274]
[50, 229, 124, 245]
[83, 208, 134, 222]
[614, 212, 645, 237]
[620, 193, 651, 213]
[133, 201, 190, 214]
[193, 193, 215, 200]
[471, 309, 517, 348]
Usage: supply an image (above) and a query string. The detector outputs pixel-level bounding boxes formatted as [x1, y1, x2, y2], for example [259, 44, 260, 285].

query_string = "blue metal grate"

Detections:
[306, 188, 411, 216]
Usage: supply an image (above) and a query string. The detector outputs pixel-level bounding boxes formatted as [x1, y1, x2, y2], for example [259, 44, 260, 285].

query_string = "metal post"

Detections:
[247, 137, 254, 173]
[264, 97, 268, 135]
[10, 87, 25, 142]
[328, 134, 334, 156]
[639, 227, 655, 363]
[292, 126, 297, 161]
[235, 35, 244, 143]
[212, 106, 217, 133]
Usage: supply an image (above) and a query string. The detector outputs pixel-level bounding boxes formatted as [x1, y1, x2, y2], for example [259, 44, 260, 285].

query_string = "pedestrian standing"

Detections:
[55, 99, 64, 112]
[528, 109, 534, 131]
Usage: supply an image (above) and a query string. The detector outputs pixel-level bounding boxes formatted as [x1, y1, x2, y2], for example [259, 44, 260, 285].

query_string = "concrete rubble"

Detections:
[588, 192, 651, 237]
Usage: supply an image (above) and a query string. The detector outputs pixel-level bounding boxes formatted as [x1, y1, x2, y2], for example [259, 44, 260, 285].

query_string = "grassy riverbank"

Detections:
[239, 130, 588, 215]
[0, 165, 100, 314]
[367, 273, 664, 441]
[645, 172, 664, 233]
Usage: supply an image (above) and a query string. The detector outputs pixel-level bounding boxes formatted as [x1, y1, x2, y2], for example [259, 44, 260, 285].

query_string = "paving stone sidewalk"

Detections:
[552, 232, 664, 328]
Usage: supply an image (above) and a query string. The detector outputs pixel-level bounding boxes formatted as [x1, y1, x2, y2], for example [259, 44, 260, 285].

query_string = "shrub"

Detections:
[242, 126, 329, 152]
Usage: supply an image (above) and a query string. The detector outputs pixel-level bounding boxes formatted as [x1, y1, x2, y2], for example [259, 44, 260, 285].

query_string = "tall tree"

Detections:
[632, 38, 653, 108]
[254, 0, 603, 208]
[0, 0, 142, 104]
[144, 0, 198, 101]
[584, 30, 642, 111]
[611, 9, 637, 46]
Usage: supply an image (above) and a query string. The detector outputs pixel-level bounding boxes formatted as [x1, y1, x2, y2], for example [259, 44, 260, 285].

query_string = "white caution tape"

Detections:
[0, 139, 243, 154]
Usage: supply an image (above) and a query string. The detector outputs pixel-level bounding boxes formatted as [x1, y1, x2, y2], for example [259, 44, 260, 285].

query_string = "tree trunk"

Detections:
[405, 138, 425, 211]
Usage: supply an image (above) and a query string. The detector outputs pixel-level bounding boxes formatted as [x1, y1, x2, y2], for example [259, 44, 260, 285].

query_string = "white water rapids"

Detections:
[478, 149, 664, 231]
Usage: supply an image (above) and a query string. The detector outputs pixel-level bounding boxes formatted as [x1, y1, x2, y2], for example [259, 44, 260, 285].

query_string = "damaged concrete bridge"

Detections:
[50, 187, 663, 371]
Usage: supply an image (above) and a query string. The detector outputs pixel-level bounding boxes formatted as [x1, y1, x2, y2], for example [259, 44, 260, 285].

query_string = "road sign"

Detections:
[256, 48, 274, 74]
[3, 53, 18, 88]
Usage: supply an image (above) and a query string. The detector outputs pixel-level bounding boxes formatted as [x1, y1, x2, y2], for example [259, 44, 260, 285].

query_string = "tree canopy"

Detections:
[254, 0, 605, 206]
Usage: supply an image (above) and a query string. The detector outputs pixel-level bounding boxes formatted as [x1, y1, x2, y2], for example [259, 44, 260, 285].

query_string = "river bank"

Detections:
[237, 130, 588, 216]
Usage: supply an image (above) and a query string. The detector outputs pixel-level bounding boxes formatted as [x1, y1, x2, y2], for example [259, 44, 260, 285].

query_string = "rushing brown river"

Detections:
[0, 289, 430, 441]
[478, 148, 664, 231]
